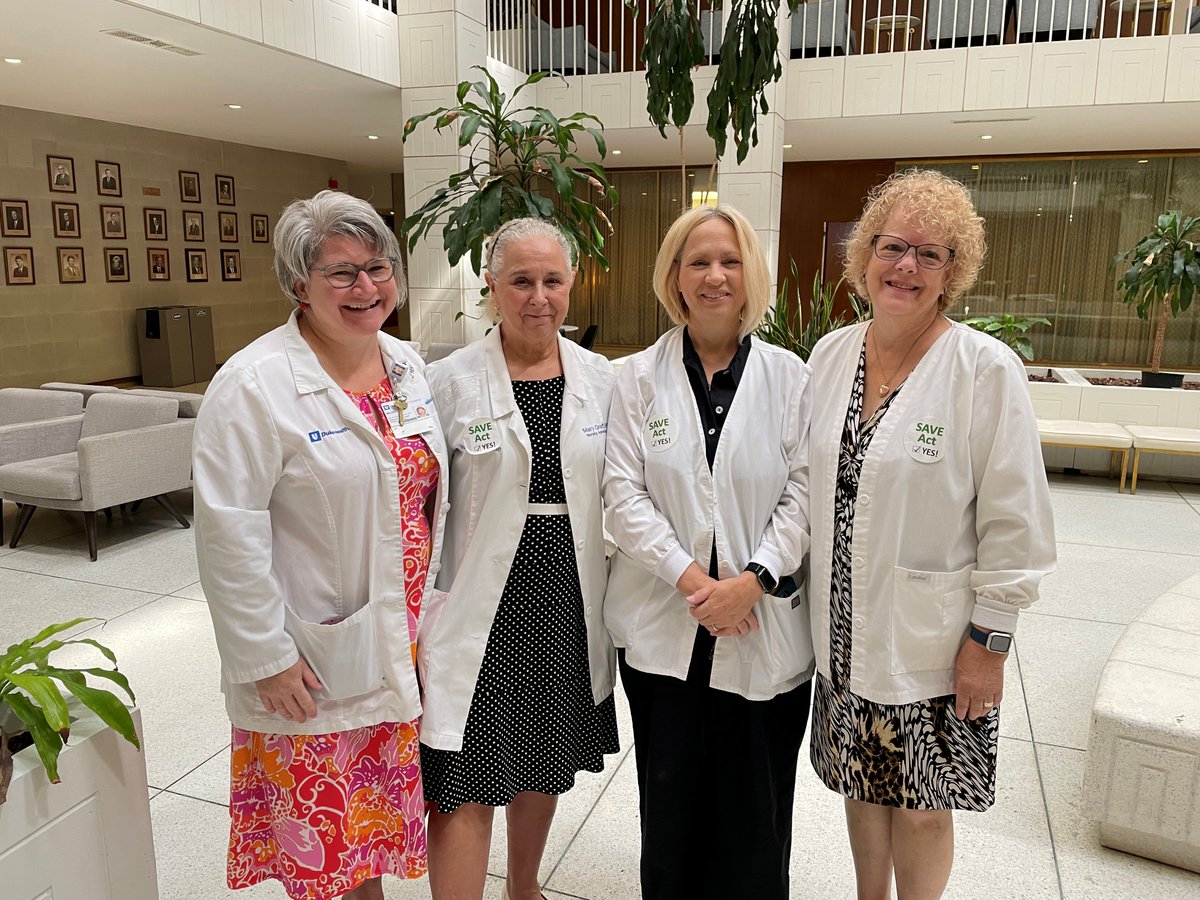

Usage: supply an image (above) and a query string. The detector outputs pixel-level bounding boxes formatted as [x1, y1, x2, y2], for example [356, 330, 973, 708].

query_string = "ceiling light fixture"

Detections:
[1137, 159, 1149, 164]
[782, 143, 793, 149]
[612, 149, 622, 155]
[367, 135, 379, 140]
[226, 104, 242, 109]
[980, 134, 993, 140]
[3, 58, 21, 64]
[971, 165, 980, 170]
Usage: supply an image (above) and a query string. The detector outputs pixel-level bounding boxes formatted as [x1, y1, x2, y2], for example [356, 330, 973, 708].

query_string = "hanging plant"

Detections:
[401, 67, 618, 274]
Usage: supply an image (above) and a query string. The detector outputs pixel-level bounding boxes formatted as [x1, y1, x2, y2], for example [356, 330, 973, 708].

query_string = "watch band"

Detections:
[969, 625, 1013, 654]
[743, 562, 778, 594]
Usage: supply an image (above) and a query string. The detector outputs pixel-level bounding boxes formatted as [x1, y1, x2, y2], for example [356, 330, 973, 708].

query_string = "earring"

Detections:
[299, 301, 309, 311]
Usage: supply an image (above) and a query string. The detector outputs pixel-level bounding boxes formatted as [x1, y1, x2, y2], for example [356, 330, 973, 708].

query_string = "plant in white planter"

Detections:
[1111, 210, 1200, 388]
[962, 313, 1051, 361]
[0, 618, 138, 804]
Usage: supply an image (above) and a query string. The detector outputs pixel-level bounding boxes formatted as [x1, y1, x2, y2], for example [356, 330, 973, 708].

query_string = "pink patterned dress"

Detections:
[227, 375, 439, 900]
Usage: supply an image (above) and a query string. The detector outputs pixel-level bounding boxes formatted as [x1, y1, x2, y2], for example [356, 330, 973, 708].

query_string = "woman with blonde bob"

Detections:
[603, 204, 815, 900]
[806, 170, 1055, 898]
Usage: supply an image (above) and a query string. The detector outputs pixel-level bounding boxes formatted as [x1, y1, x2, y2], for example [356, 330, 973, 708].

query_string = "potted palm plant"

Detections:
[755, 260, 869, 361]
[1110, 210, 1200, 388]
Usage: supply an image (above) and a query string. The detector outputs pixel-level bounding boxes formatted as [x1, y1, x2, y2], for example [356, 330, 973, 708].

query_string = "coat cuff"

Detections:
[655, 545, 693, 590]
[223, 647, 300, 685]
[970, 596, 1021, 634]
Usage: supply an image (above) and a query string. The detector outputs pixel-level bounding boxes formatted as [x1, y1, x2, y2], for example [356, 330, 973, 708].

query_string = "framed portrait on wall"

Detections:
[251, 214, 269, 243]
[5, 247, 35, 285]
[185, 248, 208, 282]
[58, 247, 86, 284]
[221, 249, 242, 282]
[105, 248, 130, 283]
[144, 207, 167, 240]
[1, 200, 30, 237]
[215, 174, 235, 206]
[179, 170, 201, 203]
[48, 156, 76, 193]
[183, 210, 204, 241]
[100, 205, 126, 239]
[53, 202, 81, 238]
[96, 161, 122, 197]
[148, 248, 170, 281]
[219, 211, 238, 242]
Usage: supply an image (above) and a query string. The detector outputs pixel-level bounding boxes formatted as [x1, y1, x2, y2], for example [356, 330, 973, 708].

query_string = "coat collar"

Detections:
[481, 325, 587, 417]
[282, 309, 407, 396]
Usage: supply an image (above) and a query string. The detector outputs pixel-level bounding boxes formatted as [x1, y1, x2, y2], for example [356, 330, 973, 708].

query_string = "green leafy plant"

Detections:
[0, 618, 138, 804]
[961, 314, 1052, 361]
[756, 261, 869, 361]
[401, 67, 617, 275]
[1110, 210, 1200, 373]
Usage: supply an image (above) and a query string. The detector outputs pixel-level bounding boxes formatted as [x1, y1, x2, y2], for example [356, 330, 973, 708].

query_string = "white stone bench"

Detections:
[1124, 425, 1200, 494]
[1083, 574, 1200, 873]
[1036, 419, 1134, 492]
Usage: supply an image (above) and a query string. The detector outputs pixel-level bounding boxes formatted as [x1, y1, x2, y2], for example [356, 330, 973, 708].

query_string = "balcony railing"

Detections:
[485, 0, 1200, 75]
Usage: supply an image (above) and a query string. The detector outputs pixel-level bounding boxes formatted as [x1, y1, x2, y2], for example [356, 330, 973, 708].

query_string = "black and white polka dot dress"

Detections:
[421, 375, 619, 813]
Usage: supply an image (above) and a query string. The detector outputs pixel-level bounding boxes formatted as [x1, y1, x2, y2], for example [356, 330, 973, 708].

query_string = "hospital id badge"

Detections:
[395, 398, 435, 438]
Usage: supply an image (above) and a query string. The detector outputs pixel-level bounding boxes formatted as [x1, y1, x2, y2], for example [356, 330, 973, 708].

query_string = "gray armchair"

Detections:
[526, 16, 611, 75]
[925, 0, 1007, 46]
[1016, 0, 1101, 41]
[791, 0, 856, 57]
[0, 394, 194, 560]
[39, 382, 121, 405]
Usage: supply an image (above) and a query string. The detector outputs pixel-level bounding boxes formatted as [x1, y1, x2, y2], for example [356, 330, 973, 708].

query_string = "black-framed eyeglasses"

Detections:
[871, 235, 955, 271]
[311, 256, 398, 288]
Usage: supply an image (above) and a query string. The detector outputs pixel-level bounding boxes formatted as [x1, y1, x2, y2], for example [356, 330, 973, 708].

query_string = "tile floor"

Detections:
[3, 474, 1200, 899]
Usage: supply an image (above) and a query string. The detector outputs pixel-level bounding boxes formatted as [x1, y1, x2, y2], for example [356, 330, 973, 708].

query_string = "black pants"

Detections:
[618, 633, 812, 900]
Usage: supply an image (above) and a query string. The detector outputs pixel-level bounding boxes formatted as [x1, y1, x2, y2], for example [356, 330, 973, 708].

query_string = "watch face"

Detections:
[988, 633, 1013, 653]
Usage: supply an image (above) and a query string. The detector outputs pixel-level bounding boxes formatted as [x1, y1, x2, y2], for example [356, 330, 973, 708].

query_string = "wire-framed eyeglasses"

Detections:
[311, 256, 398, 288]
[871, 235, 955, 271]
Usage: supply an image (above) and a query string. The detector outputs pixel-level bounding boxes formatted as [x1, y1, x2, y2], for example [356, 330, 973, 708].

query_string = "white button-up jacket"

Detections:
[603, 327, 814, 701]
[194, 312, 448, 734]
[418, 328, 617, 752]
[808, 321, 1056, 705]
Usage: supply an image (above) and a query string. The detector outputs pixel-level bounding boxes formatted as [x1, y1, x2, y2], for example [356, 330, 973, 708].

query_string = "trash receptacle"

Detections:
[188, 306, 216, 382]
[137, 307, 195, 387]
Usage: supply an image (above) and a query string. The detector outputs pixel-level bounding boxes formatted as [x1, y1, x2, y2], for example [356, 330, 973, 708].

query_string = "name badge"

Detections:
[644, 415, 675, 452]
[904, 416, 948, 464]
[465, 417, 501, 454]
[396, 397, 436, 438]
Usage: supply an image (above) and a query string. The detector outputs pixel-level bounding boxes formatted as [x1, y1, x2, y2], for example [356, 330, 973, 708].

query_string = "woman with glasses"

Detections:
[194, 190, 447, 900]
[419, 218, 619, 900]
[806, 170, 1055, 899]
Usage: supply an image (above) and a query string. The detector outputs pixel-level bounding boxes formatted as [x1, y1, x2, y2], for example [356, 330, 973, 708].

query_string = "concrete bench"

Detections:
[1124, 425, 1200, 494]
[1036, 419, 1133, 492]
[1083, 574, 1200, 873]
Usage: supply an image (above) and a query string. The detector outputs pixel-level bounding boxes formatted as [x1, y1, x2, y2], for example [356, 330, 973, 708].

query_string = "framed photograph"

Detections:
[220, 249, 242, 282]
[183, 210, 204, 241]
[53, 202, 80, 238]
[48, 155, 76, 193]
[104, 248, 130, 283]
[219, 211, 238, 242]
[251, 214, 269, 243]
[96, 161, 122, 197]
[185, 248, 208, 282]
[144, 207, 167, 240]
[1, 200, 30, 238]
[58, 247, 85, 284]
[4, 247, 35, 285]
[179, 170, 201, 203]
[148, 248, 170, 281]
[100, 204, 126, 239]
[215, 174, 235, 206]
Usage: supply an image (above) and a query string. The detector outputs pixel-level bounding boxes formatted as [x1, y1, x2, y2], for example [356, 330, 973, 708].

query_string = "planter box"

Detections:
[0, 707, 158, 900]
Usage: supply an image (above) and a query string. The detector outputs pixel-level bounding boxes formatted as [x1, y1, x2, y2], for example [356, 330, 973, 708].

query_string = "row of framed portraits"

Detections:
[4, 246, 242, 285]
[43, 155, 237, 206]
[0, 199, 270, 243]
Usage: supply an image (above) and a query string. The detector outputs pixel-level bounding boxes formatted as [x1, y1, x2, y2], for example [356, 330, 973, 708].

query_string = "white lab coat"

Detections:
[418, 328, 617, 752]
[807, 320, 1056, 705]
[193, 311, 448, 734]
[603, 327, 814, 701]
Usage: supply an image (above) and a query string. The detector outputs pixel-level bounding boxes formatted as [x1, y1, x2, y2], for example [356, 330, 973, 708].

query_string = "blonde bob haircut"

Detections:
[652, 204, 772, 341]
[843, 169, 986, 311]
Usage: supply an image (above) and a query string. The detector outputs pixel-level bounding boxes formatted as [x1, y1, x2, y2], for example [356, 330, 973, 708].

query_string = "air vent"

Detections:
[102, 29, 201, 57]
[951, 117, 1033, 125]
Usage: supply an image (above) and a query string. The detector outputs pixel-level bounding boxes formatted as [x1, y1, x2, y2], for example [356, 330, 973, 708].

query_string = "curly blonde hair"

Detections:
[843, 169, 986, 310]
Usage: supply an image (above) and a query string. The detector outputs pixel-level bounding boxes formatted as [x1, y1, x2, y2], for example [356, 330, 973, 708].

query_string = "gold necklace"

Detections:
[869, 317, 939, 398]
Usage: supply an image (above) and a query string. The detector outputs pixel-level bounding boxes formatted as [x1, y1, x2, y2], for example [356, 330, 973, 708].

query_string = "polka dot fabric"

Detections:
[421, 375, 619, 812]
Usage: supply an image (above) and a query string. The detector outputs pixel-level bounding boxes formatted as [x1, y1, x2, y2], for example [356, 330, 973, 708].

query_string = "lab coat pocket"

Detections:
[758, 585, 812, 686]
[284, 602, 383, 702]
[417, 589, 450, 691]
[889, 565, 974, 676]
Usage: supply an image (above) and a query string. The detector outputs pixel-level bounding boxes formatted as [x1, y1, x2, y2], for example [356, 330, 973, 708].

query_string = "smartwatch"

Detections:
[969, 625, 1013, 654]
[744, 563, 778, 595]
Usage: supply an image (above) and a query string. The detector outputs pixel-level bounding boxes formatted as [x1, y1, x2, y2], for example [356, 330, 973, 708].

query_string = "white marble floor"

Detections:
[3, 474, 1199, 899]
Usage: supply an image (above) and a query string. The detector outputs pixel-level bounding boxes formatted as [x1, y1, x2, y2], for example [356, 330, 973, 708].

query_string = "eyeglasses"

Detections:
[871, 235, 955, 271]
[312, 256, 398, 288]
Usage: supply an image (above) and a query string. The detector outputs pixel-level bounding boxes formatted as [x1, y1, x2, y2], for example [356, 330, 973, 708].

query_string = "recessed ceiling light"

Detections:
[980, 134, 993, 140]
[612, 149, 622, 155]
[3, 58, 21, 65]
[641, 192, 647, 196]
[226, 104, 242, 110]
[1137, 159, 1149, 164]
[367, 134, 379, 140]
[782, 143, 793, 149]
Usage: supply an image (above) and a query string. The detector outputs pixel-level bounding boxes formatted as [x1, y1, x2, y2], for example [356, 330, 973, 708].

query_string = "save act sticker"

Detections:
[904, 416, 948, 464]
[465, 418, 501, 454]
[645, 415, 675, 452]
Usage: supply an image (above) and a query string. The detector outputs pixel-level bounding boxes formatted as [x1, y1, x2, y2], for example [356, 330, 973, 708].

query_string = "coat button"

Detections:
[564, 468, 573, 478]
[854, 616, 865, 630]
[859, 494, 870, 506]
[852, 557, 865, 569]
[576, 539, 584, 550]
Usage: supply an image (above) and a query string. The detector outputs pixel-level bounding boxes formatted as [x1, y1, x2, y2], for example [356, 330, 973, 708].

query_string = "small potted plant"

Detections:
[961, 313, 1052, 361]
[756, 260, 869, 362]
[1, 618, 139, 804]
[1110, 210, 1200, 388]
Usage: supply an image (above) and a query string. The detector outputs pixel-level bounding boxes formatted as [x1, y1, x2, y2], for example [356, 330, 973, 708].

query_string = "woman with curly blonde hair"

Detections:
[806, 169, 1056, 898]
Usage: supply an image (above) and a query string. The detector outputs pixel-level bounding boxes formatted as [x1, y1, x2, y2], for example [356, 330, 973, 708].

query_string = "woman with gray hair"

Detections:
[418, 217, 619, 900]
[193, 189, 448, 900]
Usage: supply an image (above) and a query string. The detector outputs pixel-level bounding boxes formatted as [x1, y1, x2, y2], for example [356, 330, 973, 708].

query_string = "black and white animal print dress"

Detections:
[809, 345, 1000, 811]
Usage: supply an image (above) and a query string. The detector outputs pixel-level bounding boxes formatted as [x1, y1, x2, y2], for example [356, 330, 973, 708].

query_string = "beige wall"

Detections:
[0, 105, 349, 388]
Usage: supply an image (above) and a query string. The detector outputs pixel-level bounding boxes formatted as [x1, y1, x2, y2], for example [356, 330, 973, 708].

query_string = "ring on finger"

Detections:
[983, 700, 995, 708]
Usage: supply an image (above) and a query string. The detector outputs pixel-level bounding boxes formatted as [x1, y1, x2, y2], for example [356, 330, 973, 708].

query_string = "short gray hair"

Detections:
[273, 190, 405, 307]
[484, 218, 574, 322]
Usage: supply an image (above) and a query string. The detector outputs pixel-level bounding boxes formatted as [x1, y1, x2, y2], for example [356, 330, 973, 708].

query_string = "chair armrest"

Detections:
[0, 415, 84, 465]
[78, 420, 195, 510]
